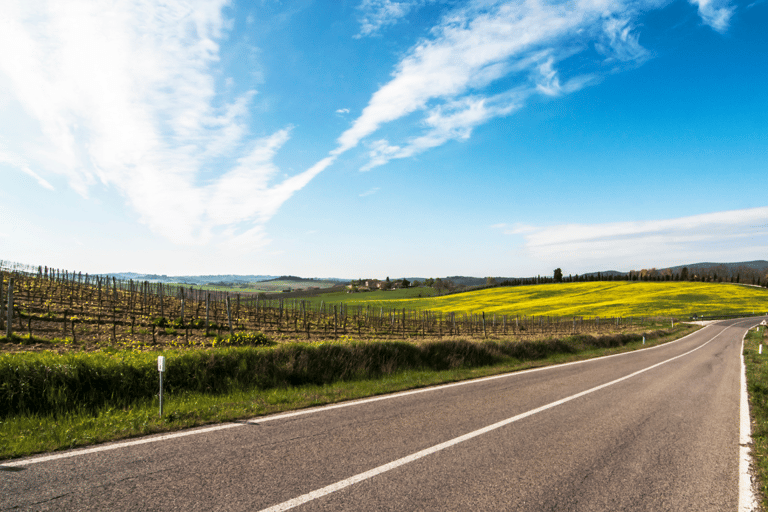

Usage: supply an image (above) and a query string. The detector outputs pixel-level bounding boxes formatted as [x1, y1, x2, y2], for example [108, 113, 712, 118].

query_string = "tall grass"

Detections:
[0, 325, 695, 460]
[743, 325, 768, 507]
[1, 329, 680, 419]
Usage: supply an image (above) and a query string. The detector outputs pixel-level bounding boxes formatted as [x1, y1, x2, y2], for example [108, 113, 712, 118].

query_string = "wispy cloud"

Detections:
[597, 17, 650, 64]
[689, 0, 735, 32]
[337, 0, 649, 170]
[355, 0, 440, 38]
[0, 0, 739, 256]
[359, 187, 380, 197]
[21, 167, 54, 191]
[334, 0, 731, 171]
[496, 207, 768, 269]
[0, 0, 318, 248]
[0, 149, 54, 190]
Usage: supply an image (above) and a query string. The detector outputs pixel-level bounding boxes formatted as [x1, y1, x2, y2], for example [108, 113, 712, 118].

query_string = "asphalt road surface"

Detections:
[2, 317, 763, 511]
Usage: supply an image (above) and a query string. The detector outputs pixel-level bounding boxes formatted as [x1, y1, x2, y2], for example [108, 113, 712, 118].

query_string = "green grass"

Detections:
[0, 323, 694, 460]
[167, 279, 342, 294]
[165, 283, 269, 294]
[744, 324, 768, 507]
[301, 286, 438, 308]
[313, 281, 768, 318]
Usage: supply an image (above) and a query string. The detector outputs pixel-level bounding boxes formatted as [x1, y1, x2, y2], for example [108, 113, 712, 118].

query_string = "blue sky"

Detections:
[0, 0, 766, 279]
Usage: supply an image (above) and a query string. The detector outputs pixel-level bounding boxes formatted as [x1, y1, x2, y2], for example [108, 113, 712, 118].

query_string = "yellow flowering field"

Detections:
[338, 281, 768, 318]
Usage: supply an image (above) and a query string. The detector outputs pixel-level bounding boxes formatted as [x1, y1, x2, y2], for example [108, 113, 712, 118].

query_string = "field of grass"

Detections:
[3, 271, 766, 463]
[311, 281, 768, 319]
[743, 324, 768, 507]
[0, 322, 692, 460]
[301, 286, 438, 306]
[168, 278, 341, 294]
[170, 283, 267, 293]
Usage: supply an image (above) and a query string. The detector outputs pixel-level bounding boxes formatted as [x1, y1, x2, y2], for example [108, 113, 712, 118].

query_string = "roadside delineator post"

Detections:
[642, 336, 645, 345]
[158, 356, 166, 417]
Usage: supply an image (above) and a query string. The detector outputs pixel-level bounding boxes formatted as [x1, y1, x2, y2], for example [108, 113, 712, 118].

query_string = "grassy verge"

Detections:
[301, 286, 438, 307]
[744, 324, 768, 508]
[0, 324, 697, 461]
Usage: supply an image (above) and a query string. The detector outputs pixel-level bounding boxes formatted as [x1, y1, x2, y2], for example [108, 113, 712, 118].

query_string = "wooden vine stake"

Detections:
[180, 288, 185, 327]
[205, 293, 210, 336]
[5, 278, 13, 338]
[226, 296, 233, 336]
[0, 273, 4, 332]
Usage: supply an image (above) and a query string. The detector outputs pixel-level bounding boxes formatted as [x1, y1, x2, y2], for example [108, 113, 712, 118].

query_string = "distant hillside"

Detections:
[5, 258, 765, 289]
[581, 270, 627, 278]
[261, 275, 347, 284]
[666, 260, 768, 273]
[444, 276, 487, 287]
[102, 273, 279, 285]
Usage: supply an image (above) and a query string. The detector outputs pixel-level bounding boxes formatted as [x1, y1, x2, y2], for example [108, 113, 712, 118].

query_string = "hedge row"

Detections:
[0, 331, 663, 417]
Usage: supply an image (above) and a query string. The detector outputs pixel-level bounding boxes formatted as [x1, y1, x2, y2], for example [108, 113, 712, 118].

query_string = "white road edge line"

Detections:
[1, 424, 244, 467]
[0, 322, 718, 468]
[257, 327, 728, 512]
[739, 330, 759, 511]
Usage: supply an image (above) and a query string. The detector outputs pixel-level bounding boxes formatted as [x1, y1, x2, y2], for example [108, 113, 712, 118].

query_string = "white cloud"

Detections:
[362, 139, 404, 171]
[597, 17, 649, 63]
[0, 148, 54, 190]
[359, 187, 380, 197]
[689, 0, 734, 32]
[506, 207, 768, 270]
[331, 0, 732, 172]
[336, 108, 350, 114]
[21, 166, 54, 191]
[335, 0, 632, 169]
[360, 89, 528, 170]
[355, 0, 427, 38]
[0, 0, 319, 249]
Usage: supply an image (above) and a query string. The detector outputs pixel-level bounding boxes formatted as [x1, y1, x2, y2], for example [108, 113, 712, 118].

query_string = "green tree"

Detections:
[554, 268, 563, 283]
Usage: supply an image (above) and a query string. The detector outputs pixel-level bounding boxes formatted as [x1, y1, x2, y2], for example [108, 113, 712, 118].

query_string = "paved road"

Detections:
[1, 318, 762, 511]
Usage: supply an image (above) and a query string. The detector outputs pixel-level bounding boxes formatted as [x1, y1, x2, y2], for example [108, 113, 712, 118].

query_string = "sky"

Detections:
[0, 0, 766, 279]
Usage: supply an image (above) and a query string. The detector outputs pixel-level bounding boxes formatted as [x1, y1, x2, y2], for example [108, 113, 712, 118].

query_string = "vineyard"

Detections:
[0, 265, 657, 351]
[0, 262, 708, 460]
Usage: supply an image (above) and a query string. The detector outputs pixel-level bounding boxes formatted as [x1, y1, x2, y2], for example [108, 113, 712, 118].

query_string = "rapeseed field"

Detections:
[334, 281, 768, 318]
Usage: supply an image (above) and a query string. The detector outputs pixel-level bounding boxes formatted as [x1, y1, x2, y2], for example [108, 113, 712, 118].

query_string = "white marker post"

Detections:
[158, 356, 166, 417]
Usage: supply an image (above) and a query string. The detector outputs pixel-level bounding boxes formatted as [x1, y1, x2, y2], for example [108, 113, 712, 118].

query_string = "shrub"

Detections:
[0, 330, 664, 418]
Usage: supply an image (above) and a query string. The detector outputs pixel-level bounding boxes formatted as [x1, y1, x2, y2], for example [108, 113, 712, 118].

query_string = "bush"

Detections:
[223, 331, 273, 346]
[0, 331, 663, 418]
